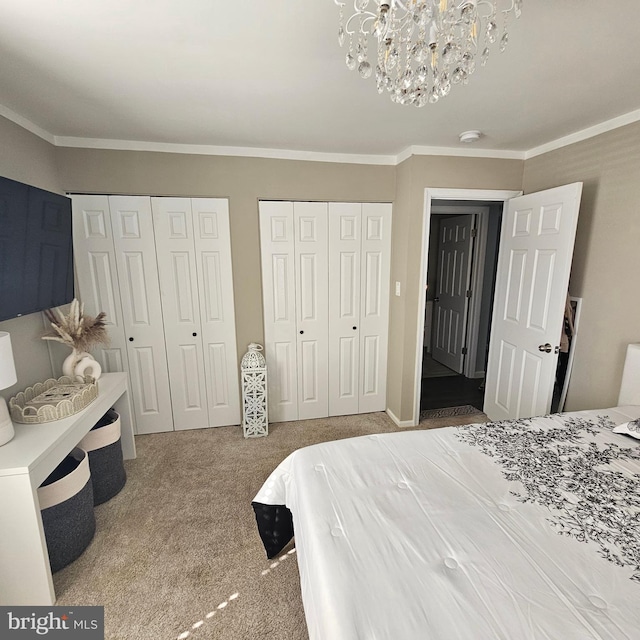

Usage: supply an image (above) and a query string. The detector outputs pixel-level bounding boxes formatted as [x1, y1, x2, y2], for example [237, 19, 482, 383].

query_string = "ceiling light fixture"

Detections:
[335, 0, 523, 107]
[459, 130, 482, 143]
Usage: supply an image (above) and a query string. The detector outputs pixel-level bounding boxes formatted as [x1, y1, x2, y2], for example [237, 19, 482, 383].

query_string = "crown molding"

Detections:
[524, 109, 640, 159]
[54, 137, 526, 164]
[397, 145, 525, 163]
[0, 104, 55, 144]
[2, 102, 640, 165]
[53, 136, 398, 165]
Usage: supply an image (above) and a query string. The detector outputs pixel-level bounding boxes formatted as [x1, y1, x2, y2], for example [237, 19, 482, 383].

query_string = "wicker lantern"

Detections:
[241, 343, 268, 438]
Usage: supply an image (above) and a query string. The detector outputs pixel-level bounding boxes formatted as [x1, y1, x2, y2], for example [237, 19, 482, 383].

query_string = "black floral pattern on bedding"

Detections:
[456, 415, 640, 582]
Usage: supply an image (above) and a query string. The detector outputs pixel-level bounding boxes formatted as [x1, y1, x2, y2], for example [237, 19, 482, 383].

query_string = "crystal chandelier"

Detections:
[335, 0, 523, 107]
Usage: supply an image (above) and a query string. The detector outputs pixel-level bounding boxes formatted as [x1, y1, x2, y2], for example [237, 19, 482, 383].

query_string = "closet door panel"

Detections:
[192, 198, 241, 426]
[259, 201, 298, 422]
[328, 203, 361, 416]
[152, 197, 209, 430]
[359, 203, 392, 413]
[71, 196, 133, 426]
[261, 200, 391, 421]
[294, 202, 329, 421]
[207, 342, 231, 409]
[109, 196, 173, 434]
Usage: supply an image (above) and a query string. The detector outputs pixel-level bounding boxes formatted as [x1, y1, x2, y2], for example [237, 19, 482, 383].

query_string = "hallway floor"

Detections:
[420, 352, 485, 411]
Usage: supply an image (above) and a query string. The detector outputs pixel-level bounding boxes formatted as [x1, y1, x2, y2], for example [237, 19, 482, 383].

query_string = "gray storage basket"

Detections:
[80, 408, 127, 505]
[38, 447, 96, 573]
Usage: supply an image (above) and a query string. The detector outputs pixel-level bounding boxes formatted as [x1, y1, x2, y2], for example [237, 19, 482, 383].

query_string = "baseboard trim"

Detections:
[386, 408, 416, 428]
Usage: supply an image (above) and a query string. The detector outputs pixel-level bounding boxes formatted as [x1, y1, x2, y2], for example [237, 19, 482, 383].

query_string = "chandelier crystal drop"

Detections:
[334, 0, 523, 107]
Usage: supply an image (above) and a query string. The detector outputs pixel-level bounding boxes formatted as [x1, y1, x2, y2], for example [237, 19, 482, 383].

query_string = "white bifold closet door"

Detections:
[72, 195, 173, 434]
[259, 201, 329, 422]
[71, 194, 240, 434]
[108, 196, 175, 434]
[152, 197, 240, 429]
[260, 200, 391, 423]
[328, 202, 391, 416]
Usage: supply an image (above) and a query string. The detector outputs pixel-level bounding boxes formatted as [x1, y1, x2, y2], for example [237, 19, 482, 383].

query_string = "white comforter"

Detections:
[253, 407, 640, 640]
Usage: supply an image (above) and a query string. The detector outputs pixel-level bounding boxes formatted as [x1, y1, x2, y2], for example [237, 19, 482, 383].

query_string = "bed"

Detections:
[252, 345, 640, 639]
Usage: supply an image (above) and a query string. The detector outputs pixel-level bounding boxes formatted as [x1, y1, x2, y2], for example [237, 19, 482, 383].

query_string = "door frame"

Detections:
[412, 188, 522, 426]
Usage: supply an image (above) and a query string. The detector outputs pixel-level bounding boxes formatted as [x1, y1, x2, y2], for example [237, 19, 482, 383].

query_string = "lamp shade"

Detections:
[0, 332, 17, 390]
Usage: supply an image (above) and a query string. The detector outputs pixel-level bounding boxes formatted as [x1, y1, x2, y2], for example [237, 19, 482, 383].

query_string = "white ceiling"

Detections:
[1, 0, 640, 160]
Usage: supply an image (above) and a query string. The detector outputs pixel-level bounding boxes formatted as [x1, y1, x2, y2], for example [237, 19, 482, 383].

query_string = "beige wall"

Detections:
[4, 111, 635, 422]
[389, 155, 524, 422]
[0, 117, 61, 398]
[55, 147, 396, 377]
[523, 121, 640, 410]
[55, 148, 526, 424]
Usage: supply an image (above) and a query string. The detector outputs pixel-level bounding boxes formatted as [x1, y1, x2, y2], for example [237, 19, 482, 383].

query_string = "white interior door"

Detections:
[109, 195, 174, 434]
[358, 202, 392, 413]
[71, 195, 131, 380]
[484, 183, 583, 420]
[151, 197, 210, 430]
[259, 201, 299, 422]
[191, 198, 241, 427]
[329, 202, 361, 416]
[294, 202, 329, 420]
[431, 215, 475, 374]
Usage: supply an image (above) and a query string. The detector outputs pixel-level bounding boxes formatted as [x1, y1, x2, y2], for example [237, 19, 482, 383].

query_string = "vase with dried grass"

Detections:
[42, 299, 109, 381]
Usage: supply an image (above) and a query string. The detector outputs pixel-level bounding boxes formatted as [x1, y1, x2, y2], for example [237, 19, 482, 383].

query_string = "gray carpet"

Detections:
[53, 410, 487, 640]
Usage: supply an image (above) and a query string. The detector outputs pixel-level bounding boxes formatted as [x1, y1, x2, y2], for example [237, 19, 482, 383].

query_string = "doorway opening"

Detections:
[412, 188, 522, 425]
[420, 200, 503, 413]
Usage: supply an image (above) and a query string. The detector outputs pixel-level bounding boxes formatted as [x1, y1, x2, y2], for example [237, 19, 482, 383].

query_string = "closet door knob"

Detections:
[299, 330, 304, 334]
[352, 326, 357, 330]
[129, 337, 134, 342]
[192, 332, 197, 337]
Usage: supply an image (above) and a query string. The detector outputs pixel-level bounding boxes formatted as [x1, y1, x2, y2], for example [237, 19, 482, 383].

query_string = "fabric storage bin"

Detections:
[79, 408, 127, 505]
[38, 447, 96, 573]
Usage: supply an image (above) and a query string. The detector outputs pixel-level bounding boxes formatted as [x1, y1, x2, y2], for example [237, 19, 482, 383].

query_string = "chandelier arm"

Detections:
[476, 0, 494, 11]
[392, 0, 410, 12]
[343, 11, 378, 36]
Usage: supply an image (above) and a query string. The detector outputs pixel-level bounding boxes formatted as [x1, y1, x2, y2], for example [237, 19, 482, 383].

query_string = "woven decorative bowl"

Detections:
[9, 376, 98, 424]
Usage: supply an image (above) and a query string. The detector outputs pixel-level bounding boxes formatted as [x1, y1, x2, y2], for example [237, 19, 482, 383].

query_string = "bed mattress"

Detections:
[253, 406, 640, 640]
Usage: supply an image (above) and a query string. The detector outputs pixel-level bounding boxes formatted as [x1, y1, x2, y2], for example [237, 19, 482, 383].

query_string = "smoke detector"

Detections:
[459, 130, 482, 144]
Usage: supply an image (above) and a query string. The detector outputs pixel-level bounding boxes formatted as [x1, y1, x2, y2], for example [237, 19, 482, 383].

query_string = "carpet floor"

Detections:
[53, 410, 487, 640]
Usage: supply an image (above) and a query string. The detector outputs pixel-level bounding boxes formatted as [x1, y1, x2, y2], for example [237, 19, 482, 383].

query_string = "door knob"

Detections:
[538, 343, 552, 353]
[129, 337, 134, 342]
[352, 326, 357, 330]
[299, 330, 304, 334]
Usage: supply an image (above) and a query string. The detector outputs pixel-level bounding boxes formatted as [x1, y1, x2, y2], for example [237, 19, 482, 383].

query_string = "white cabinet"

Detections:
[259, 200, 392, 422]
[71, 195, 240, 434]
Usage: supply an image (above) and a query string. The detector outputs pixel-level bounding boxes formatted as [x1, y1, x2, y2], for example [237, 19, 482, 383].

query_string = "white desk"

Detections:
[0, 372, 136, 605]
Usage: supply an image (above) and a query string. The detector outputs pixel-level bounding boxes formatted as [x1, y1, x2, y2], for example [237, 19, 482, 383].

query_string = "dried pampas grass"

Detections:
[42, 298, 110, 352]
